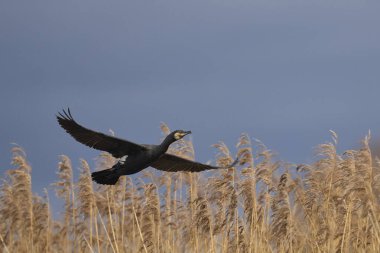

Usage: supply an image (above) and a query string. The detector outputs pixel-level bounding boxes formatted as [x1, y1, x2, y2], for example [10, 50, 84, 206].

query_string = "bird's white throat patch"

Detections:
[174, 132, 182, 140]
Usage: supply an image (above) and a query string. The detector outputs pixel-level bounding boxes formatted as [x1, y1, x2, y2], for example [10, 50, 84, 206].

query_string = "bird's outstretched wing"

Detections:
[150, 153, 238, 172]
[57, 109, 147, 158]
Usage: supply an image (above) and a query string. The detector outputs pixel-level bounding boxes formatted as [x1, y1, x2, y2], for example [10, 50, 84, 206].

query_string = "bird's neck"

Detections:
[160, 135, 175, 151]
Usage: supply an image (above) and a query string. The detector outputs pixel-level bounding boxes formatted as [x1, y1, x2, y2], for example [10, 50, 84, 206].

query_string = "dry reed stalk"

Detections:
[208, 142, 238, 252]
[106, 191, 120, 253]
[96, 205, 117, 253]
[237, 133, 259, 253]
[162, 174, 173, 251]
[2, 131, 380, 252]
[133, 204, 148, 253]
[141, 183, 161, 253]
[77, 159, 98, 253]
[32, 191, 51, 253]
[0, 232, 10, 253]
[0, 182, 18, 251]
[194, 193, 214, 253]
[53, 155, 76, 252]
[7, 146, 34, 252]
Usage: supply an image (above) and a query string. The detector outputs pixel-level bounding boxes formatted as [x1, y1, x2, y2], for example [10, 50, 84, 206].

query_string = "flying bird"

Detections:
[57, 109, 238, 185]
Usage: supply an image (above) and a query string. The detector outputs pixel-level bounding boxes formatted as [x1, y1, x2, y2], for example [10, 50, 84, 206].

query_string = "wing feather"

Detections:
[57, 109, 146, 158]
[150, 153, 219, 172]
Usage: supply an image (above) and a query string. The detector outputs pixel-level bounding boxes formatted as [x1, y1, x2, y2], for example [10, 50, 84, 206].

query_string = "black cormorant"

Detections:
[57, 109, 238, 185]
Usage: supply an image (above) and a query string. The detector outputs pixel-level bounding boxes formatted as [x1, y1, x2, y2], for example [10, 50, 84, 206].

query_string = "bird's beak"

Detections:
[184, 131, 192, 136]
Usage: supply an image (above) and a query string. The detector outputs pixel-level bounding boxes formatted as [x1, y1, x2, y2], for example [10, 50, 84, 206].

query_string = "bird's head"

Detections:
[161, 130, 192, 148]
[172, 130, 192, 140]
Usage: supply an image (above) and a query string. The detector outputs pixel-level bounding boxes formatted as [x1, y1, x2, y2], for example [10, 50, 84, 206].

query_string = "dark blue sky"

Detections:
[1, 0, 380, 195]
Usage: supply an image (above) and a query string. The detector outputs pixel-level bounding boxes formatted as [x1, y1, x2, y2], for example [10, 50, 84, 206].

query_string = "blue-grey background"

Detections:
[1, 0, 379, 199]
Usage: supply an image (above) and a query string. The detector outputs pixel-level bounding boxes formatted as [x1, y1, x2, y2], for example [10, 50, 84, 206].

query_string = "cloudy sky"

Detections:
[1, 0, 380, 196]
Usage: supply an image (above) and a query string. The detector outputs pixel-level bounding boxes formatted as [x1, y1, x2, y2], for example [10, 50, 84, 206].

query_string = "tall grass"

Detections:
[1, 129, 380, 253]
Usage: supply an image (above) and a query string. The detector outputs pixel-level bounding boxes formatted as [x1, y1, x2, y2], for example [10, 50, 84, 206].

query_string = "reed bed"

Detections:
[1, 128, 380, 253]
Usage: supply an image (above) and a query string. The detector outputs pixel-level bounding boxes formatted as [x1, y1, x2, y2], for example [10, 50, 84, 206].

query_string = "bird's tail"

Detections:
[91, 168, 120, 185]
